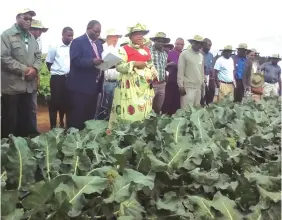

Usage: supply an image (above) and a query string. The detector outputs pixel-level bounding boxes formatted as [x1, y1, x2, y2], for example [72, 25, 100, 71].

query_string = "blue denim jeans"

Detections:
[96, 81, 117, 120]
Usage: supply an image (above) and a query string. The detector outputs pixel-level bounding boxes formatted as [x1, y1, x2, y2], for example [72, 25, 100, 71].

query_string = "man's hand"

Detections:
[179, 87, 186, 96]
[94, 58, 104, 66]
[25, 67, 38, 80]
[134, 61, 146, 69]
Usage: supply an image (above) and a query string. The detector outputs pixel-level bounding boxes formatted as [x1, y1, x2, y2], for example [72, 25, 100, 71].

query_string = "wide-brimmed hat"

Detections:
[237, 43, 248, 50]
[269, 54, 281, 60]
[220, 45, 235, 51]
[250, 72, 264, 88]
[31, 19, 48, 32]
[150, 32, 170, 44]
[125, 23, 149, 37]
[188, 35, 204, 44]
[105, 29, 122, 38]
[17, 8, 36, 17]
[164, 43, 174, 50]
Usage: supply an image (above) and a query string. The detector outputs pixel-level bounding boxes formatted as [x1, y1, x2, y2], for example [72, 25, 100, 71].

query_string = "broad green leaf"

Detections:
[32, 129, 64, 181]
[2, 208, 24, 220]
[104, 168, 154, 203]
[5, 136, 36, 190]
[1, 190, 19, 216]
[189, 168, 219, 185]
[55, 175, 108, 217]
[119, 197, 145, 219]
[84, 120, 108, 134]
[258, 186, 281, 203]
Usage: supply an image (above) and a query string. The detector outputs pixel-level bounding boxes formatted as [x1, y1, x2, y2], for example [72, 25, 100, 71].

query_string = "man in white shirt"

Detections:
[29, 19, 48, 136]
[214, 45, 235, 101]
[96, 29, 122, 120]
[46, 27, 74, 129]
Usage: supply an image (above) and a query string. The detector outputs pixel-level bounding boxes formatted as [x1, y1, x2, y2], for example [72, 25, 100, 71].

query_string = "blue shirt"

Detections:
[203, 51, 214, 75]
[260, 62, 281, 84]
[233, 55, 247, 80]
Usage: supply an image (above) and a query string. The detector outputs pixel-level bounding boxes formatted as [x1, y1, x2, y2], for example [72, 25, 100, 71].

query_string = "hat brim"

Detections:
[125, 30, 149, 37]
[236, 47, 248, 50]
[219, 49, 235, 51]
[150, 37, 170, 44]
[18, 10, 36, 17]
[106, 34, 122, 38]
[188, 39, 204, 44]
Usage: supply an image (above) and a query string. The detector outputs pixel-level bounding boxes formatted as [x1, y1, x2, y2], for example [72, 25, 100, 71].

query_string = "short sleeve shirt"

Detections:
[214, 56, 234, 82]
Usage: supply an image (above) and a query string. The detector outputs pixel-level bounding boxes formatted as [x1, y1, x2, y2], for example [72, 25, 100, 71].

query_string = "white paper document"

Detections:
[96, 53, 122, 71]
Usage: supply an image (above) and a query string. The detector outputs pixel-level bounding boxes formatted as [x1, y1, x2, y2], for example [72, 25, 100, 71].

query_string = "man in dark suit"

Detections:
[66, 20, 104, 130]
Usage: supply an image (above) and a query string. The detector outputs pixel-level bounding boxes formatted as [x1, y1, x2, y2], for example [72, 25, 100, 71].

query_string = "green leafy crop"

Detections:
[1, 97, 281, 220]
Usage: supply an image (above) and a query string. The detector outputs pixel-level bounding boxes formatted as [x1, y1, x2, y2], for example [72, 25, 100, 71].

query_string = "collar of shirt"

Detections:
[14, 24, 29, 39]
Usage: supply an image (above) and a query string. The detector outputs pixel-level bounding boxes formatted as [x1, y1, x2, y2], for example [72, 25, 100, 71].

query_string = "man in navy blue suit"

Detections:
[67, 20, 104, 130]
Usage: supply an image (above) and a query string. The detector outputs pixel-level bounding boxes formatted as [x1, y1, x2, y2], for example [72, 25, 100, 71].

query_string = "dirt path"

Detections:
[37, 104, 50, 133]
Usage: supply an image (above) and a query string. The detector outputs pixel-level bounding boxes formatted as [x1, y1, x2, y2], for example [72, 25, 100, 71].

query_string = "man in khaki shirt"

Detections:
[177, 35, 204, 108]
[1, 8, 41, 138]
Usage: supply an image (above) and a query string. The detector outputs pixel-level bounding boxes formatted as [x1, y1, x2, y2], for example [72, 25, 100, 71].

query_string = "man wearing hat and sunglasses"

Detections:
[260, 54, 281, 96]
[149, 32, 170, 114]
[1, 8, 41, 138]
[177, 35, 205, 108]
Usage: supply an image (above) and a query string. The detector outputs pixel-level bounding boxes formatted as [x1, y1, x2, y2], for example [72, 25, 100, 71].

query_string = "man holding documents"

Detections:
[66, 20, 104, 130]
[96, 29, 122, 120]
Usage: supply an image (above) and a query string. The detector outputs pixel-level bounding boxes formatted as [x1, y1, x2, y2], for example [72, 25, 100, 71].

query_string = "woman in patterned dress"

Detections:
[108, 23, 158, 128]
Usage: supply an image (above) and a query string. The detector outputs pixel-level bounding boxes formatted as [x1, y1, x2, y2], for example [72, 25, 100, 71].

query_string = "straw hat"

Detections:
[31, 19, 48, 32]
[237, 43, 248, 50]
[220, 45, 235, 51]
[269, 54, 281, 60]
[188, 35, 204, 44]
[105, 29, 122, 38]
[125, 23, 149, 37]
[150, 32, 170, 44]
[250, 72, 264, 88]
[17, 8, 36, 16]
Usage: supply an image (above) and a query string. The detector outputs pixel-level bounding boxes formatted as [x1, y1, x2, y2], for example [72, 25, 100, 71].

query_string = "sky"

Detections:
[1, 0, 281, 56]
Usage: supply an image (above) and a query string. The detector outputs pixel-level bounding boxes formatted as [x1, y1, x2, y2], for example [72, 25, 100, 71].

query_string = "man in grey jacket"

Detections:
[1, 8, 42, 138]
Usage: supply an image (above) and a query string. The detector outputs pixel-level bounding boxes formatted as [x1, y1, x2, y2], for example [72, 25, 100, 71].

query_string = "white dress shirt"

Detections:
[46, 42, 71, 75]
[102, 43, 120, 81]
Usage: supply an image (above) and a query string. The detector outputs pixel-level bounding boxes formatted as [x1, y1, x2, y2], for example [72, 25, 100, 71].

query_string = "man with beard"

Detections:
[1, 8, 41, 138]
[46, 27, 74, 129]
[201, 38, 214, 105]
[29, 19, 48, 135]
[66, 20, 104, 130]
[177, 35, 205, 108]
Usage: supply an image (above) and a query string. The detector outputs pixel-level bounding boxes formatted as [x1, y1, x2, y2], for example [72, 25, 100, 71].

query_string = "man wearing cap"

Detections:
[213, 45, 236, 101]
[1, 8, 41, 138]
[260, 54, 281, 96]
[29, 19, 48, 135]
[233, 43, 249, 102]
[149, 32, 170, 114]
[96, 29, 122, 120]
[177, 35, 205, 108]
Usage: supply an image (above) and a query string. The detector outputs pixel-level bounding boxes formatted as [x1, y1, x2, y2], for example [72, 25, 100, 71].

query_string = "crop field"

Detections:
[1, 97, 281, 220]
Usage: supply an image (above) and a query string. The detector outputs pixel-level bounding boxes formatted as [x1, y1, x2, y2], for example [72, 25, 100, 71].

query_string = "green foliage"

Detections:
[1, 97, 281, 220]
[38, 61, 50, 98]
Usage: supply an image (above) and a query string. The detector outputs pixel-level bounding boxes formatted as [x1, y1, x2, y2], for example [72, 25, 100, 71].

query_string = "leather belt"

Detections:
[219, 80, 233, 84]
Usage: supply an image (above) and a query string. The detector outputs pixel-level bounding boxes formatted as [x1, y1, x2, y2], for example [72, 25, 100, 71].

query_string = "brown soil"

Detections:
[37, 104, 50, 133]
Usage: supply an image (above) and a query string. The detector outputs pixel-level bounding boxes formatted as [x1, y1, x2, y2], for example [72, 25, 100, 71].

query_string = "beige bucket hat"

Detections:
[220, 45, 235, 51]
[269, 54, 281, 60]
[31, 19, 48, 32]
[188, 35, 204, 44]
[125, 23, 149, 37]
[105, 29, 122, 38]
[250, 72, 264, 88]
[237, 43, 248, 50]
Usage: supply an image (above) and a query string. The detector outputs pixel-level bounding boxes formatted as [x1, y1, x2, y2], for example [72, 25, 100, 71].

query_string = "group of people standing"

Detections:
[1, 8, 281, 138]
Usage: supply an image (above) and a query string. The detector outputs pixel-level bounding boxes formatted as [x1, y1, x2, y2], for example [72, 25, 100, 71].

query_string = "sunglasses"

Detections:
[21, 16, 32, 22]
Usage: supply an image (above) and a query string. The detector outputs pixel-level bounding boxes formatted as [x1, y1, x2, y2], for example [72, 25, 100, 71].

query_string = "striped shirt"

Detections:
[149, 45, 168, 82]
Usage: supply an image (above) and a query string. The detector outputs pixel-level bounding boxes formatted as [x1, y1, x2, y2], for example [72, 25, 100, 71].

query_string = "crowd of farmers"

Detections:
[1, 8, 281, 138]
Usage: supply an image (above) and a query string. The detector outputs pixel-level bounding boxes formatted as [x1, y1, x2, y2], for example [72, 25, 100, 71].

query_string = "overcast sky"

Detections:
[1, 0, 281, 56]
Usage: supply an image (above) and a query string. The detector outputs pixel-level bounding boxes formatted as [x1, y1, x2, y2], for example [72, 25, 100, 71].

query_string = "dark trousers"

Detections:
[49, 75, 68, 129]
[234, 79, 244, 102]
[1, 93, 32, 138]
[67, 90, 98, 130]
[28, 90, 39, 134]
[201, 79, 215, 105]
